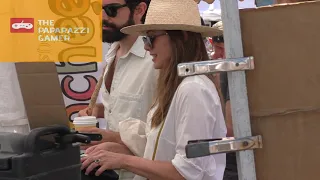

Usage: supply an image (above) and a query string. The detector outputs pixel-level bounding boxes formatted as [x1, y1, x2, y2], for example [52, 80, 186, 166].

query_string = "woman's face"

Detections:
[144, 30, 172, 69]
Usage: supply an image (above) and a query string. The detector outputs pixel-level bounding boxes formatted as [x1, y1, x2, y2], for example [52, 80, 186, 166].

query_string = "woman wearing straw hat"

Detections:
[81, 0, 227, 179]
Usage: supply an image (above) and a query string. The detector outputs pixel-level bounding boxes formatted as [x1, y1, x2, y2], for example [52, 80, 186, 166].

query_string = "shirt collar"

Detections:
[129, 36, 146, 58]
[105, 36, 146, 61]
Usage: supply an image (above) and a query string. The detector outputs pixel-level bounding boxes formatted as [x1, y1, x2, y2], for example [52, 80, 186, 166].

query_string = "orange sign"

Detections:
[1, 0, 102, 62]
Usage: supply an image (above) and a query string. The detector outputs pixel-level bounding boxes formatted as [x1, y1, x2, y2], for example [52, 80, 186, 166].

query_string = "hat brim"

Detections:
[121, 24, 222, 37]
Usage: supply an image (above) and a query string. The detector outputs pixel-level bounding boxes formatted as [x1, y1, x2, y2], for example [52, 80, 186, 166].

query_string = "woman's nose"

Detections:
[144, 43, 151, 51]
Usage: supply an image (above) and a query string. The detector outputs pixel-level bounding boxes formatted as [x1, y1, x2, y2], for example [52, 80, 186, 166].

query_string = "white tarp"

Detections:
[199, 0, 257, 22]
[0, 63, 30, 133]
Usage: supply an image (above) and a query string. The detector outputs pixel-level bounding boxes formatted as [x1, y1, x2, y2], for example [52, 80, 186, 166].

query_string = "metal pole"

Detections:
[220, 0, 257, 180]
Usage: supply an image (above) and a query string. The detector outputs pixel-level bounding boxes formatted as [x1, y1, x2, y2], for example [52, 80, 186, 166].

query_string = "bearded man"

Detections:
[78, 1, 157, 179]
[78, 0, 157, 159]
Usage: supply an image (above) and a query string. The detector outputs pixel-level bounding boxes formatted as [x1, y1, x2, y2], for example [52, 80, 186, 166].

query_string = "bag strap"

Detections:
[87, 63, 108, 114]
[151, 120, 166, 160]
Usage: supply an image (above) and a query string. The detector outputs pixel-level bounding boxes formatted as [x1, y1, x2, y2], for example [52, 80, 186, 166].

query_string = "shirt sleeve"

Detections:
[171, 81, 221, 180]
[119, 117, 148, 157]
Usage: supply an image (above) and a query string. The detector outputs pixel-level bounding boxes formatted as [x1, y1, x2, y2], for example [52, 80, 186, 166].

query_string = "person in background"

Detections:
[201, 17, 214, 57]
[78, 0, 157, 179]
[211, 21, 238, 180]
[81, 0, 227, 179]
[211, 21, 232, 136]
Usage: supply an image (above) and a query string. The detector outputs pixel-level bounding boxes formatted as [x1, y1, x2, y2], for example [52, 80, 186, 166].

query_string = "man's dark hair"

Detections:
[125, 0, 151, 23]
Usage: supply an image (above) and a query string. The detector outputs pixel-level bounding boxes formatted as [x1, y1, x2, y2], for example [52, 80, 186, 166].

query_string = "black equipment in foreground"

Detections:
[0, 125, 118, 180]
[0, 125, 90, 180]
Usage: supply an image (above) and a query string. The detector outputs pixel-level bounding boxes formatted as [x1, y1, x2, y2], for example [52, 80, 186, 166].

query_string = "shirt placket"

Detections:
[108, 57, 127, 131]
[104, 51, 116, 130]
[110, 57, 130, 179]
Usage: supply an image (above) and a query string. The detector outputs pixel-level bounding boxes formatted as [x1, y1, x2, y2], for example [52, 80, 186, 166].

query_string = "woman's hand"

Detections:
[81, 150, 127, 176]
[85, 142, 134, 155]
[81, 150, 185, 180]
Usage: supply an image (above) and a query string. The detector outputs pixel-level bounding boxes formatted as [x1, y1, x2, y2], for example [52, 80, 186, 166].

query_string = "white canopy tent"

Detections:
[198, 0, 257, 24]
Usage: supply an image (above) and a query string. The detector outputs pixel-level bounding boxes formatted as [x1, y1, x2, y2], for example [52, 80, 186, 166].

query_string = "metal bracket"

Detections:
[185, 135, 263, 158]
[177, 56, 254, 77]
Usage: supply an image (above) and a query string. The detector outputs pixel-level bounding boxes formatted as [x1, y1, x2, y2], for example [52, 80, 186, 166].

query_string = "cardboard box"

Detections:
[15, 62, 69, 129]
[240, 1, 320, 179]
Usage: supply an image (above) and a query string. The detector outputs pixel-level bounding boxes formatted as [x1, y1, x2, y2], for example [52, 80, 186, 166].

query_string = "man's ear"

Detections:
[134, 2, 148, 22]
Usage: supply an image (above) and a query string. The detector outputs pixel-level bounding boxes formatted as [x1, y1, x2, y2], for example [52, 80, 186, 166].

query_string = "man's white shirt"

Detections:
[101, 37, 157, 180]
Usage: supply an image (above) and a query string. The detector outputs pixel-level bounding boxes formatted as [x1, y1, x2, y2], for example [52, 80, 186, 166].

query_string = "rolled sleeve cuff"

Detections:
[119, 118, 147, 157]
[171, 154, 204, 180]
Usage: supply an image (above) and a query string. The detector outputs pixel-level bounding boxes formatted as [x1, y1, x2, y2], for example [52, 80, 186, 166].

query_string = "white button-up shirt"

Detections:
[134, 75, 227, 180]
[101, 37, 157, 131]
[101, 37, 158, 180]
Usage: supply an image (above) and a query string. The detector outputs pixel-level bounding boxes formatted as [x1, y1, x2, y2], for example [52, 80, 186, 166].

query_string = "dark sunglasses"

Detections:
[142, 33, 168, 48]
[102, 3, 127, 17]
[213, 35, 224, 43]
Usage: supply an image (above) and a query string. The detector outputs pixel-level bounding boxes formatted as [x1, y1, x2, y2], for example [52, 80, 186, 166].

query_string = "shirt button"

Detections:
[109, 109, 112, 114]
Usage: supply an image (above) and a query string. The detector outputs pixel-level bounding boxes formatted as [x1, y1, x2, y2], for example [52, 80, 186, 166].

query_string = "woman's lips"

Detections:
[151, 54, 157, 61]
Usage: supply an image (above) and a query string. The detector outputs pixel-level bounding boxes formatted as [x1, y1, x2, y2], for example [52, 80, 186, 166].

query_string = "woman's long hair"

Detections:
[150, 31, 225, 128]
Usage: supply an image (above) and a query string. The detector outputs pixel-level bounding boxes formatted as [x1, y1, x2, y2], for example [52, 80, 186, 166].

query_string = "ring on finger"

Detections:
[94, 159, 101, 164]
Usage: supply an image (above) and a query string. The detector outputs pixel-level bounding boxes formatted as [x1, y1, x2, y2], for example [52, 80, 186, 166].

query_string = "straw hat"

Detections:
[120, 0, 222, 37]
[212, 21, 224, 36]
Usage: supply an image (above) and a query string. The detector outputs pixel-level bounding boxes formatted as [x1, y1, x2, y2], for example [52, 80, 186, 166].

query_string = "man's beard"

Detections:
[102, 14, 135, 43]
